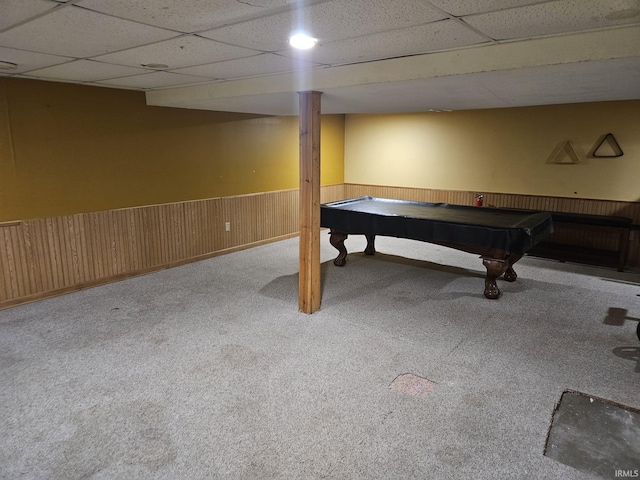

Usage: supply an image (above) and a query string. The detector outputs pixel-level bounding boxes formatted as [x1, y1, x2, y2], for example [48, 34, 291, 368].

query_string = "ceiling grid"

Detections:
[0, 0, 638, 114]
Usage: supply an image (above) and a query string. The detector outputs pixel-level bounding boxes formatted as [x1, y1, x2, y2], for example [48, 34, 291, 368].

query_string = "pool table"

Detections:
[320, 197, 554, 299]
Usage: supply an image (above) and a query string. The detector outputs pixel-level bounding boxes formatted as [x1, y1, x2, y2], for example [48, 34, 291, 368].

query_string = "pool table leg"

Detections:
[329, 231, 349, 266]
[364, 234, 376, 255]
[482, 257, 508, 299]
[503, 253, 523, 282]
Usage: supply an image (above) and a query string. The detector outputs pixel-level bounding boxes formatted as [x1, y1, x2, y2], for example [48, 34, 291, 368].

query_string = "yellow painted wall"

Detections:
[345, 101, 640, 202]
[0, 78, 344, 222]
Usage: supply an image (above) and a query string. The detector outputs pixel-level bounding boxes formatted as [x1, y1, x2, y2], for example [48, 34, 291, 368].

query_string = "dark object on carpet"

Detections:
[544, 390, 640, 479]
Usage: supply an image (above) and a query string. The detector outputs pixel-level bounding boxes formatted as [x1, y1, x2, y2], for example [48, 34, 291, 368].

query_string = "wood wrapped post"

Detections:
[298, 91, 322, 313]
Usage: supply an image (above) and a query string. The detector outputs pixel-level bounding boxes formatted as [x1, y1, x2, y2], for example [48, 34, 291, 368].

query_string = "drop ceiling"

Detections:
[1, 0, 639, 115]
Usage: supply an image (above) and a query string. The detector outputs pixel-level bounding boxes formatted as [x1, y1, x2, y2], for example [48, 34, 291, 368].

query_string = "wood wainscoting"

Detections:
[344, 183, 640, 268]
[3, 182, 638, 309]
[0, 184, 345, 309]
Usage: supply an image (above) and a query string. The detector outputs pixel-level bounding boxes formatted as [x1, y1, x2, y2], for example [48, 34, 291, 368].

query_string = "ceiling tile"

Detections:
[0, 46, 72, 74]
[320, 76, 507, 113]
[478, 58, 640, 105]
[172, 91, 298, 116]
[93, 35, 259, 70]
[426, 1, 549, 17]
[172, 53, 321, 80]
[201, 0, 447, 51]
[24, 59, 152, 82]
[282, 20, 489, 65]
[0, 5, 178, 58]
[95, 71, 210, 89]
[0, 0, 57, 31]
[464, 0, 640, 40]
[76, 0, 304, 33]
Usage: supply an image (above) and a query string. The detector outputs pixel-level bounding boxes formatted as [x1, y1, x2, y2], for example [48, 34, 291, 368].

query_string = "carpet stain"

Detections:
[44, 310, 159, 351]
[220, 344, 259, 369]
[149, 334, 169, 345]
[55, 401, 176, 478]
[0, 353, 22, 369]
[390, 373, 436, 399]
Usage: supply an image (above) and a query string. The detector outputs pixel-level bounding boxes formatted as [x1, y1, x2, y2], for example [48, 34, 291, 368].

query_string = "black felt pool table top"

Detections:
[321, 197, 551, 230]
[320, 197, 554, 253]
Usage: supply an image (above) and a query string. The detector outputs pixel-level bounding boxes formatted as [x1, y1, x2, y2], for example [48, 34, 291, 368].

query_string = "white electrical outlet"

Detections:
[225, 222, 230, 232]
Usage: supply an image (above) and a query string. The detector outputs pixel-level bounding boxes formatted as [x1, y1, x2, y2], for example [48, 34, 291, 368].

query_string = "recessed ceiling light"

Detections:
[0, 61, 18, 71]
[141, 63, 169, 69]
[289, 33, 318, 50]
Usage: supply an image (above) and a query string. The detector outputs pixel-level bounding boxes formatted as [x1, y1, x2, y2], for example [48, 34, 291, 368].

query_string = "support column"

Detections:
[298, 91, 322, 313]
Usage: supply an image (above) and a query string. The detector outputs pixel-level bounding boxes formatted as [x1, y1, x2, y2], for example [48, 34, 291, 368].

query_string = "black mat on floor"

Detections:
[544, 390, 640, 479]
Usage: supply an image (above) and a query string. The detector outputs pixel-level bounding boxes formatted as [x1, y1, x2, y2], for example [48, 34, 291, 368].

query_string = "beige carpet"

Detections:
[1, 235, 639, 479]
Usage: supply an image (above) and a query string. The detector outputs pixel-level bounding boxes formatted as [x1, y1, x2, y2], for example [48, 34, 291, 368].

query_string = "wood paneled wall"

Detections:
[344, 183, 640, 265]
[3, 182, 638, 309]
[0, 185, 344, 309]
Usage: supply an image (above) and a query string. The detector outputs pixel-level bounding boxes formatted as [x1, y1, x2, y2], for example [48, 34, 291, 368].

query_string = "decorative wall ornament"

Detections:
[548, 140, 581, 164]
[591, 133, 623, 158]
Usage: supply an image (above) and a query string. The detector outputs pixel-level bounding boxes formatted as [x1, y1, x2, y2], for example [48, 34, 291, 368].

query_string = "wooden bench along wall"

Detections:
[528, 213, 631, 272]
[2, 182, 639, 310]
